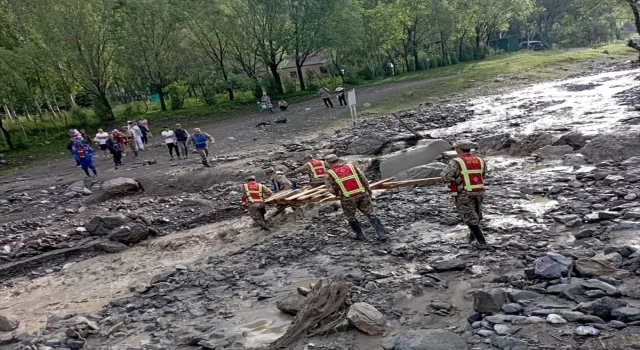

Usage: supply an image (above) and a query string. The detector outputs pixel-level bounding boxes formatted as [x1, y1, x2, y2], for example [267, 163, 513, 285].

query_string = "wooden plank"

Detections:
[297, 188, 331, 200]
[377, 177, 444, 188]
[265, 189, 297, 202]
[285, 186, 326, 200]
[369, 178, 394, 189]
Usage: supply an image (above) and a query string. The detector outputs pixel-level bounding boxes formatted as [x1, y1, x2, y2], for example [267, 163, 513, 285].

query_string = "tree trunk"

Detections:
[440, 32, 447, 60]
[93, 91, 116, 124]
[295, 52, 306, 91]
[227, 88, 234, 101]
[458, 29, 467, 62]
[0, 117, 13, 150]
[268, 62, 284, 95]
[157, 85, 167, 111]
[630, 2, 640, 36]
[475, 27, 481, 49]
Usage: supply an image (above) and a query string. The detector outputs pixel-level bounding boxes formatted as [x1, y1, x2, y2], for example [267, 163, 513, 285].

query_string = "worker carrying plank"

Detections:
[324, 154, 388, 241]
[266, 167, 296, 217]
[241, 175, 273, 232]
[440, 140, 488, 249]
[287, 154, 328, 188]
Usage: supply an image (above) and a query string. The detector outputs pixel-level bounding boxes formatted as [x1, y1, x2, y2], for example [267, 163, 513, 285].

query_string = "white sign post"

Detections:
[347, 89, 357, 125]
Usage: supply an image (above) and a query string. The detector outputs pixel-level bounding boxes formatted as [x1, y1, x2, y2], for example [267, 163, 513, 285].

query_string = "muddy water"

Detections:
[433, 69, 640, 137]
[0, 218, 256, 332]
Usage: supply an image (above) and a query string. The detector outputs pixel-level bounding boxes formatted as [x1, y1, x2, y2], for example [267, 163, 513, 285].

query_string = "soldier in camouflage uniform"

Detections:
[287, 154, 328, 187]
[266, 167, 294, 216]
[440, 140, 488, 249]
[324, 154, 388, 241]
[241, 175, 273, 232]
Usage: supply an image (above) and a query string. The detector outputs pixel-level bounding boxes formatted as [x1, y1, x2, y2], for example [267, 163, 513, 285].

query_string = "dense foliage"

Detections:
[0, 0, 635, 150]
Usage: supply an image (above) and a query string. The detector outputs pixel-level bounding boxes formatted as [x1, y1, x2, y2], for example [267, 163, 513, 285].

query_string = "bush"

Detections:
[284, 79, 297, 94]
[449, 55, 459, 65]
[202, 85, 217, 105]
[165, 81, 189, 110]
[253, 83, 264, 99]
[357, 67, 374, 80]
[260, 77, 280, 97]
[70, 108, 89, 128]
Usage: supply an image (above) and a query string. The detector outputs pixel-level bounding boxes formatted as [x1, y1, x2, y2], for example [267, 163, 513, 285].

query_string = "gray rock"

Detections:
[68, 181, 92, 195]
[346, 302, 385, 336]
[581, 132, 640, 163]
[96, 241, 130, 253]
[509, 132, 553, 157]
[574, 325, 600, 336]
[533, 253, 572, 279]
[560, 311, 586, 322]
[494, 324, 512, 335]
[0, 314, 19, 331]
[576, 296, 627, 320]
[502, 303, 524, 314]
[346, 133, 387, 155]
[604, 245, 637, 258]
[484, 315, 527, 324]
[603, 252, 623, 265]
[622, 209, 640, 220]
[546, 283, 584, 295]
[85, 215, 128, 236]
[473, 289, 508, 313]
[598, 211, 621, 220]
[395, 163, 446, 181]
[621, 156, 640, 166]
[433, 259, 466, 272]
[509, 290, 543, 302]
[611, 307, 640, 322]
[575, 259, 631, 279]
[108, 224, 150, 244]
[535, 145, 573, 160]
[477, 329, 495, 337]
[624, 193, 638, 201]
[546, 314, 567, 324]
[393, 329, 469, 350]
[276, 294, 306, 316]
[490, 336, 528, 350]
[563, 153, 586, 166]
[478, 133, 512, 153]
[581, 279, 618, 295]
[607, 320, 627, 329]
[553, 131, 588, 150]
[101, 177, 143, 195]
[574, 229, 595, 239]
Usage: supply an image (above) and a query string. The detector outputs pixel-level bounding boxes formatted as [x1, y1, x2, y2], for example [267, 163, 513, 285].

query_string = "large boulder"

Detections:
[85, 215, 128, 236]
[276, 294, 306, 316]
[509, 132, 554, 156]
[346, 133, 387, 155]
[473, 289, 508, 313]
[553, 131, 588, 150]
[379, 140, 451, 179]
[581, 132, 640, 163]
[101, 178, 143, 195]
[394, 163, 446, 181]
[347, 302, 386, 336]
[108, 223, 151, 244]
[532, 253, 572, 279]
[575, 259, 631, 279]
[535, 145, 574, 160]
[478, 133, 515, 154]
[0, 314, 19, 331]
[391, 329, 469, 350]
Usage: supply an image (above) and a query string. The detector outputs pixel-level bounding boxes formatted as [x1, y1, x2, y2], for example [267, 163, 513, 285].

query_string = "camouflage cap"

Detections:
[325, 154, 339, 163]
[246, 175, 256, 181]
[304, 154, 313, 160]
[265, 167, 275, 173]
[455, 140, 478, 150]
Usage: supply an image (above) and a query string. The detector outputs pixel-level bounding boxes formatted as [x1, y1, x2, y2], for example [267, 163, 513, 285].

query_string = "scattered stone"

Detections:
[502, 303, 524, 314]
[108, 224, 151, 244]
[101, 177, 143, 195]
[346, 302, 386, 336]
[85, 215, 128, 236]
[576, 296, 627, 320]
[546, 314, 568, 324]
[393, 329, 469, 350]
[575, 259, 631, 279]
[509, 290, 543, 302]
[581, 279, 618, 295]
[574, 325, 600, 336]
[0, 314, 19, 331]
[96, 241, 130, 253]
[611, 307, 640, 323]
[494, 324, 512, 335]
[535, 145, 573, 160]
[553, 131, 588, 150]
[473, 289, 508, 313]
[433, 259, 466, 272]
[276, 294, 306, 316]
[533, 253, 572, 279]
[68, 181, 92, 195]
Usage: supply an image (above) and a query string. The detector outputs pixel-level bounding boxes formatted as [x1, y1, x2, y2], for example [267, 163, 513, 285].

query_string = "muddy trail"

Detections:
[2, 60, 640, 350]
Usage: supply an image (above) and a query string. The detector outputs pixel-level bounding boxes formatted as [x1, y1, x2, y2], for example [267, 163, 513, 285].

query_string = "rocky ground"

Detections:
[2, 60, 640, 350]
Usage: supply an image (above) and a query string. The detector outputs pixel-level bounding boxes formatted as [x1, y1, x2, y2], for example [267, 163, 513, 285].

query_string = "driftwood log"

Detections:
[269, 276, 351, 349]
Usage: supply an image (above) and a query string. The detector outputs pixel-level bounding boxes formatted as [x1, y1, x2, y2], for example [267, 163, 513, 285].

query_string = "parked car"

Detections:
[519, 41, 549, 51]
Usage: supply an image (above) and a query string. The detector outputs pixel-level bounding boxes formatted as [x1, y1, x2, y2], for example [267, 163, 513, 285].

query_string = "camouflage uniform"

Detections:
[268, 170, 293, 215]
[440, 155, 487, 225]
[124, 128, 139, 157]
[289, 161, 327, 187]
[241, 183, 273, 226]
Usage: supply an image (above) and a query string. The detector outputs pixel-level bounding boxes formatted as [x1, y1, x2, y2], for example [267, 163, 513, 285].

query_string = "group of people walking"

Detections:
[240, 140, 488, 248]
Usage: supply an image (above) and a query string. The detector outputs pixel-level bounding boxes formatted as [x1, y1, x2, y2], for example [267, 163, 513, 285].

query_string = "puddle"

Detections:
[432, 68, 640, 138]
[230, 306, 292, 348]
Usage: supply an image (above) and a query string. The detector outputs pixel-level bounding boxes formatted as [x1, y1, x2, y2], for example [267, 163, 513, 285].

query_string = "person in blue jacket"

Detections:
[72, 138, 98, 177]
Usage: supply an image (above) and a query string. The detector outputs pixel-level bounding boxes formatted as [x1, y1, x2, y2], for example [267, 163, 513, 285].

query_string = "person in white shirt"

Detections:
[161, 126, 180, 159]
[95, 128, 110, 157]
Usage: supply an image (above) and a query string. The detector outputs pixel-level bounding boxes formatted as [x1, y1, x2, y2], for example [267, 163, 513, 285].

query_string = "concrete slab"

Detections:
[379, 139, 452, 179]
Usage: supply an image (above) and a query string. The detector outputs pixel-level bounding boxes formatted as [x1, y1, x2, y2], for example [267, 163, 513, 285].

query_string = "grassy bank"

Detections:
[0, 43, 635, 174]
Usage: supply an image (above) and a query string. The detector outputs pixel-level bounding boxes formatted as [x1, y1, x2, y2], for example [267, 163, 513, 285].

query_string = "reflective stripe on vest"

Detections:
[193, 134, 208, 149]
[244, 182, 264, 203]
[326, 164, 366, 198]
[452, 154, 485, 192]
[308, 160, 326, 179]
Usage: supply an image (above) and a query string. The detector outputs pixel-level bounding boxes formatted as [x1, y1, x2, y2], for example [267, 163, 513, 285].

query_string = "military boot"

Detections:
[469, 224, 488, 249]
[258, 220, 270, 233]
[466, 224, 476, 244]
[370, 216, 388, 242]
[348, 220, 365, 240]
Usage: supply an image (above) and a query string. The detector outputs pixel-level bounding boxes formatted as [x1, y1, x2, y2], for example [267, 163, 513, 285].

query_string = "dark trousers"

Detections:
[177, 141, 188, 157]
[323, 98, 334, 108]
[112, 151, 123, 166]
[338, 94, 347, 106]
[166, 143, 180, 157]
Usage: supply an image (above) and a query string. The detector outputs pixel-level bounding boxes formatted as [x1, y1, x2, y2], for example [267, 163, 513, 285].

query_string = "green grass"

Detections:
[0, 43, 636, 174]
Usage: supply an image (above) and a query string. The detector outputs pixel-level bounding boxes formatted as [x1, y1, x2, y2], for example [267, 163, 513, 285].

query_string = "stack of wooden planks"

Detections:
[265, 177, 444, 205]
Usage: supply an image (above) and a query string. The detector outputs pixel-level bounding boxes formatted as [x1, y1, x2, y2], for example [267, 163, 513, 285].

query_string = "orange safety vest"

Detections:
[450, 154, 485, 196]
[327, 164, 366, 198]
[308, 159, 327, 179]
[243, 182, 264, 203]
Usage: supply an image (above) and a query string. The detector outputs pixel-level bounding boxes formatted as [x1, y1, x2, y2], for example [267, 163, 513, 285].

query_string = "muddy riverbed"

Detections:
[2, 61, 640, 350]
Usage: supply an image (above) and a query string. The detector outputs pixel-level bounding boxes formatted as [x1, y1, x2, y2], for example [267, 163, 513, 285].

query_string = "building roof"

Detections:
[280, 53, 330, 69]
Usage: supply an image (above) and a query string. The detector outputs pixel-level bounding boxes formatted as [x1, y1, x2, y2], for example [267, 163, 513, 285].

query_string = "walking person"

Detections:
[324, 154, 387, 241]
[174, 123, 190, 158]
[278, 100, 289, 112]
[124, 124, 139, 158]
[186, 128, 214, 167]
[241, 175, 273, 232]
[336, 84, 347, 107]
[161, 126, 180, 159]
[66, 131, 81, 167]
[72, 139, 98, 177]
[138, 117, 150, 144]
[95, 128, 110, 157]
[106, 134, 124, 169]
[319, 86, 334, 108]
[287, 154, 327, 187]
[440, 140, 488, 249]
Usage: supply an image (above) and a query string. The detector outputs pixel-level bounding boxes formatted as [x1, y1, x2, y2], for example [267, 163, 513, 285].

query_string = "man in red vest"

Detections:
[324, 154, 388, 241]
[441, 140, 488, 249]
[241, 175, 273, 232]
[287, 154, 328, 187]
